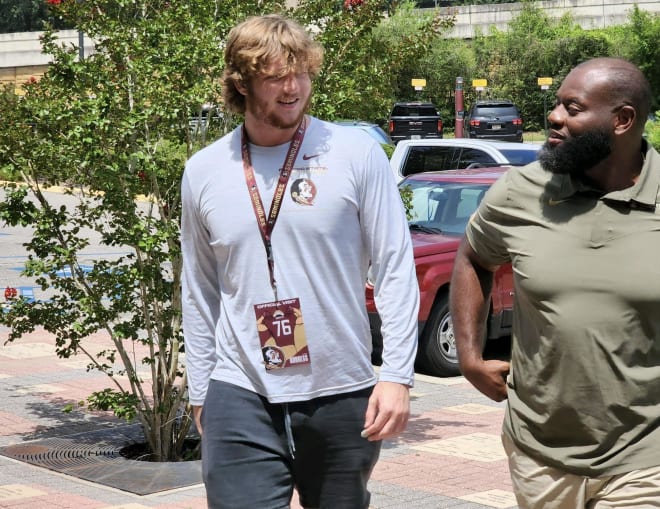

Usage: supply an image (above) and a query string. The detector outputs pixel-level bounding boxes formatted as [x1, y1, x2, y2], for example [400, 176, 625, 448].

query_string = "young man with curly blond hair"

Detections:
[181, 14, 419, 509]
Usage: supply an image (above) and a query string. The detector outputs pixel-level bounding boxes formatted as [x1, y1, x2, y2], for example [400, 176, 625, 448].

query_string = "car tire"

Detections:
[417, 296, 486, 377]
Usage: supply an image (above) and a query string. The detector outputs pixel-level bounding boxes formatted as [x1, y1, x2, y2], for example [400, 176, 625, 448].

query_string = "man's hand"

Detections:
[192, 405, 203, 436]
[361, 381, 410, 441]
[461, 359, 510, 402]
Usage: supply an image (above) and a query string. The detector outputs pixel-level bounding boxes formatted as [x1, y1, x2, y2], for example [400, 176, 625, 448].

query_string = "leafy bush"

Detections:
[646, 112, 660, 151]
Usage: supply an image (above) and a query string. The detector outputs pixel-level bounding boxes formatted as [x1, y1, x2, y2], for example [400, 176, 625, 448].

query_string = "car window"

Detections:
[456, 148, 497, 168]
[402, 146, 457, 176]
[498, 148, 539, 166]
[405, 185, 442, 222]
[455, 188, 485, 219]
[416, 107, 438, 116]
[391, 105, 438, 116]
[402, 180, 490, 234]
[473, 105, 519, 117]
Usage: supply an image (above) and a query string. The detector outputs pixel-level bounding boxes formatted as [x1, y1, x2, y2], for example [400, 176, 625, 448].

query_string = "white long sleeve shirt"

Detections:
[181, 117, 418, 405]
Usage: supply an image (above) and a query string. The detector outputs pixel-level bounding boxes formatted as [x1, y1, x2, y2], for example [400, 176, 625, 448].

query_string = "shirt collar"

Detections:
[548, 139, 660, 210]
[605, 139, 659, 209]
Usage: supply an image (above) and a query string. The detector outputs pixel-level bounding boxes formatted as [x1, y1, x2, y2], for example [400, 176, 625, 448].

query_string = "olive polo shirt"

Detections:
[465, 141, 660, 476]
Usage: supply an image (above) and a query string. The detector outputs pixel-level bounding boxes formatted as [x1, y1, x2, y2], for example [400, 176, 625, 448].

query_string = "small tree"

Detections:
[0, 0, 440, 461]
[0, 0, 283, 461]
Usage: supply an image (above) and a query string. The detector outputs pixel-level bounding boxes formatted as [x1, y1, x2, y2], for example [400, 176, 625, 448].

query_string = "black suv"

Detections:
[388, 102, 443, 144]
[464, 100, 523, 142]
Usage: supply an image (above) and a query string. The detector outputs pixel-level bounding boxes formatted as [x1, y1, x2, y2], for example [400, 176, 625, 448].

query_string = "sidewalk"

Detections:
[0, 187, 518, 508]
[0, 326, 517, 509]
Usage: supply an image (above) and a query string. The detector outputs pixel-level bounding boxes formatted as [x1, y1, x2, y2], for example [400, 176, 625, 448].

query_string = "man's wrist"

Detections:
[377, 372, 415, 388]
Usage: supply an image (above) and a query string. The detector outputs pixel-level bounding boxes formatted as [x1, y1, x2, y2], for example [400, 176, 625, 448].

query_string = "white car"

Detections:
[390, 138, 541, 182]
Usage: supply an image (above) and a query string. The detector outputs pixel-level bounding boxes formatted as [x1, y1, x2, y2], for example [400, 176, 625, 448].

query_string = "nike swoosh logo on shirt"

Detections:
[302, 153, 320, 160]
[547, 198, 569, 206]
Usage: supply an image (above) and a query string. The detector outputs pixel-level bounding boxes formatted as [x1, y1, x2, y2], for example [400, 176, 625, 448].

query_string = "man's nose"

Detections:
[547, 104, 564, 127]
[282, 74, 298, 92]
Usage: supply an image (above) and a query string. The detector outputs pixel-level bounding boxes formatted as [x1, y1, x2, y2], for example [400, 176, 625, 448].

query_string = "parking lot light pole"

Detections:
[455, 77, 464, 138]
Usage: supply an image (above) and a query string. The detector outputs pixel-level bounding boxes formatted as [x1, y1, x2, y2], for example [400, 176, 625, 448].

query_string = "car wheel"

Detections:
[417, 296, 486, 377]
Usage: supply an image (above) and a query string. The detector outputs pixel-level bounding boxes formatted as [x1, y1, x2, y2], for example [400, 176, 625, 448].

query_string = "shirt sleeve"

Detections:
[464, 170, 514, 268]
[358, 141, 419, 387]
[181, 168, 221, 406]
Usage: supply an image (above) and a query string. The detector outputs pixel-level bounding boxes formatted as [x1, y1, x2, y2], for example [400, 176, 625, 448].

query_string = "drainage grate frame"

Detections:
[0, 424, 202, 495]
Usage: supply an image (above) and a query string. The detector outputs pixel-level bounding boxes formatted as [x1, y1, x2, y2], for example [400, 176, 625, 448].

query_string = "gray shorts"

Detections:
[201, 380, 381, 509]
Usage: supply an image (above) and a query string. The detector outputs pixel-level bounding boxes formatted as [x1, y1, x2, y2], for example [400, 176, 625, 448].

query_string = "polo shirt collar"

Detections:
[606, 139, 659, 208]
[548, 140, 659, 209]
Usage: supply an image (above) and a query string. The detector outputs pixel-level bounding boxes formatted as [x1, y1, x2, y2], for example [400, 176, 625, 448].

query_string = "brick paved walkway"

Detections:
[0, 327, 517, 509]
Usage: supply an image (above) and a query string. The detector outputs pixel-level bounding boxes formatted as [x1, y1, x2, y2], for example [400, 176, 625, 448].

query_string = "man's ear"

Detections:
[234, 79, 248, 96]
[614, 105, 636, 134]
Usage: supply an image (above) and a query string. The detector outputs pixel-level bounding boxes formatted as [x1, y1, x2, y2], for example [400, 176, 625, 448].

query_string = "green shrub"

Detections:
[645, 112, 660, 151]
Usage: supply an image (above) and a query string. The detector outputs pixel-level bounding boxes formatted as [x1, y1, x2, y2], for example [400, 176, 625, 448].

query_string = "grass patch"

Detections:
[523, 131, 546, 143]
[442, 129, 546, 143]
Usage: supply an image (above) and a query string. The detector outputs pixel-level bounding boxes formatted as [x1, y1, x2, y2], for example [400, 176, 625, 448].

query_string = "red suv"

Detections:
[366, 167, 514, 377]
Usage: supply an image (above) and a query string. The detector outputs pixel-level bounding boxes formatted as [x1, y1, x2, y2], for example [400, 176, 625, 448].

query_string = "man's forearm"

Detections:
[450, 240, 494, 369]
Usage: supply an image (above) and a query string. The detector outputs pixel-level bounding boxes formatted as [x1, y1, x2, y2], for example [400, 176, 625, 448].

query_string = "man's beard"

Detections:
[248, 93, 311, 132]
[539, 129, 612, 177]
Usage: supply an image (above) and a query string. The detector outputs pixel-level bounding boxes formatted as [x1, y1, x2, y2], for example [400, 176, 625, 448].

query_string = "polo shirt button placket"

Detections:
[589, 202, 607, 248]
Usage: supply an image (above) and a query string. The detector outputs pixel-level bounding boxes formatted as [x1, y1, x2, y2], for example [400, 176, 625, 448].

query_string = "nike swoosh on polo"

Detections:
[302, 153, 320, 160]
[547, 198, 569, 206]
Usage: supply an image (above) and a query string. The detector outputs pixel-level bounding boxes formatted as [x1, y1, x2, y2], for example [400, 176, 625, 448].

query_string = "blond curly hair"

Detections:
[222, 14, 324, 114]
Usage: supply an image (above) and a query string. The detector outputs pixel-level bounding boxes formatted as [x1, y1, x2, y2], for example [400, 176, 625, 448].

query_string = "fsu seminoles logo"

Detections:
[262, 345, 285, 369]
[291, 178, 317, 206]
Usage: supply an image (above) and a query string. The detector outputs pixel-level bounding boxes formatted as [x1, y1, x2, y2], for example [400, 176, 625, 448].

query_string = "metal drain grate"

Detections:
[0, 424, 201, 495]
[3, 440, 119, 468]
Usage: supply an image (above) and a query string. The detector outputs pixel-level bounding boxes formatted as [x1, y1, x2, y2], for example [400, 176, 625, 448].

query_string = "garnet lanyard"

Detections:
[242, 118, 307, 300]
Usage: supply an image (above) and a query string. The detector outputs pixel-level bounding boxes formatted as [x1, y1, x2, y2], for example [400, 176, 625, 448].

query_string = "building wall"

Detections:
[438, 0, 660, 39]
[0, 66, 48, 95]
[0, 30, 93, 94]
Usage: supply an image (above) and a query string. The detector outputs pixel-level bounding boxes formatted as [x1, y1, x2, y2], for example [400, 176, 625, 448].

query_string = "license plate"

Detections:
[411, 135, 421, 139]
[491, 124, 501, 130]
